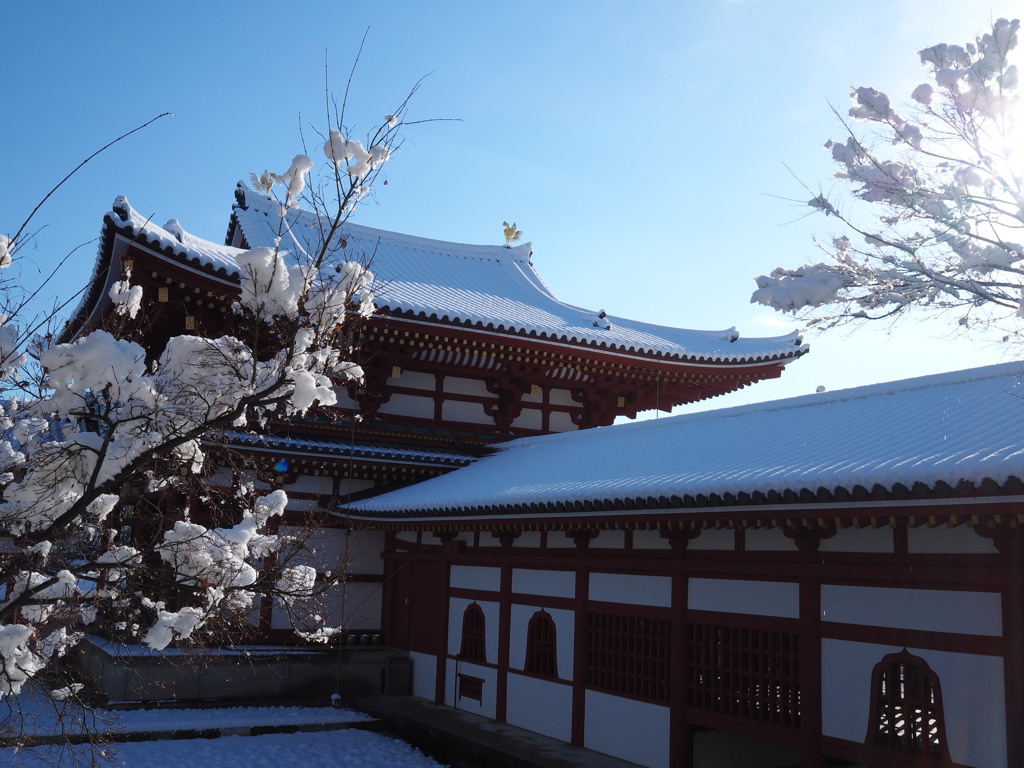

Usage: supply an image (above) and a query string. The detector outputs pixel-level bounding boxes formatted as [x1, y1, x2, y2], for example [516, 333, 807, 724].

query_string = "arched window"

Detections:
[866, 649, 950, 761]
[459, 603, 486, 662]
[524, 610, 558, 678]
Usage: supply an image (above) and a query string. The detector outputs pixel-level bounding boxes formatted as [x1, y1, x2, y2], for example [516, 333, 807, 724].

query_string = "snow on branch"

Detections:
[0, 86, 416, 699]
[753, 18, 1024, 340]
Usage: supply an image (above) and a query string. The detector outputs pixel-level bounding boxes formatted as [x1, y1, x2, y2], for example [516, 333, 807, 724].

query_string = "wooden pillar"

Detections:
[435, 558, 452, 705]
[670, 569, 693, 768]
[799, 575, 823, 768]
[495, 561, 513, 722]
[998, 530, 1024, 768]
[570, 531, 595, 746]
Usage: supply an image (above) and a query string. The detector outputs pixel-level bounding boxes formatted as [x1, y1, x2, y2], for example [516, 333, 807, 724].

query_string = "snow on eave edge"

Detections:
[336, 473, 1024, 522]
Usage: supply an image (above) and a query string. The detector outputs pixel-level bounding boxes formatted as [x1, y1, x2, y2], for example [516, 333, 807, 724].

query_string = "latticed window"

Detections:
[458, 674, 483, 702]
[459, 603, 486, 662]
[524, 610, 558, 678]
[688, 622, 801, 728]
[586, 612, 671, 702]
[867, 650, 950, 761]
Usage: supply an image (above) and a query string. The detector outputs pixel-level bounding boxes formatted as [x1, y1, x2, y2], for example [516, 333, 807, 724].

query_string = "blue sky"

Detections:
[5, 1, 1023, 413]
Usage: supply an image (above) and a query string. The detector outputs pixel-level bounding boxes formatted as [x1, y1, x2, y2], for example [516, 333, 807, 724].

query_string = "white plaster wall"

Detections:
[688, 578, 799, 618]
[508, 605, 575, 676]
[512, 569, 575, 599]
[511, 408, 543, 430]
[284, 474, 333, 496]
[513, 531, 542, 548]
[330, 387, 357, 409]
[590, 573, 671, 608]
[591, 531, 625, 549]
[546, 531, 576, 548]
[688, 528, 734, 550]
[447, 597, 500, 663]
[521, 388, 543, 404]
[409, 650, 437, 700]
[451, 565, 501, 592]
[479, 533, 502, 547]
[506, 674, 573, 741]
[819, 526, 893, 553]
[908, 524, 1000, 554]
[206, 467, 234, 487]
[441, 399, 491, 425]
[268, 582, 348, 630]
[393, 371, 435, 390]
[275, 527, 343, 567]
[633, 531, 672, 550]
[337, 478, 374, 497]
[443, 376, 491, 397]
[345, 529, 385, 575]
[444, 658, 498, 719]
[395, 531, 418, 544]
[821, 639, 1006, 768]
[270, 603, 290, 630]
[377, 393, 434, 418]
[341, 582, 382, 629]
[584, 690, 670, 768]
[549, 388, 575, 406]
[239, 470, 270, 491]
[745, 527, 798, 551]
[548, 411, 578, 432]
[820, 585, 1002, 636]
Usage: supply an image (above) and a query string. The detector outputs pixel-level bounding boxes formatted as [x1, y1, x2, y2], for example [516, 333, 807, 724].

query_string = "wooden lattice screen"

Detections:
[688, 622, 801, 728]
[524, 610, 558, 678]
[867, 649, 949, 760]
[459, 603, 486, 662]
[458, 674, 483, 702]
[586, 612, 671, 702]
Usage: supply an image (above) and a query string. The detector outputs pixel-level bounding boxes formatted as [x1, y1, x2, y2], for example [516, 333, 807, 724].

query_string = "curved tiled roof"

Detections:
[75, 192, 805, 367]
[217, 431, 476, 467]
[340, 362, 1024, 519]
[230, 186, 806, 365]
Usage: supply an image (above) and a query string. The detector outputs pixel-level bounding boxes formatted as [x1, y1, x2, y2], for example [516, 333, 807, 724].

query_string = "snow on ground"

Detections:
[2, 687, 370, 737]
[3, 729, 448, 768]
[102, 703, 372, 732]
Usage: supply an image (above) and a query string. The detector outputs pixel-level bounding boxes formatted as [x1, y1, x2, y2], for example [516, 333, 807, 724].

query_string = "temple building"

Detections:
[68, 184, 805, 642]
[339, 362, 1022, 768]
[70, 187, 1024, 768]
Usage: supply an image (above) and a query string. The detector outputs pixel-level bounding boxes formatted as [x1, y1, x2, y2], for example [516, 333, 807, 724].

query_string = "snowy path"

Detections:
[4, 729, 448, 767]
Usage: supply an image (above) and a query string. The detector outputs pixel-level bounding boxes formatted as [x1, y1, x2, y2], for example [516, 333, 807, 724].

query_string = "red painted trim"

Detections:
[670, 571, 691, 768]
[449, 587, 501, 603]
[821, 735, 975, 768]
[686, 609, 798, 632]
[435, 562, 451, 705]
[367, 315, 798, 373]
[507, 668, 572, 686]
[495, 564, 512, 723]
[821, 620, 1005, 656]
[570, 567, 588, 747]
[1001, 536, 1024, 768]
[799, 576, 823, 768]
[685, 709, 801, 747]
[342, 573, 384, 583]
[457, 673, 484, 702]
[586, 599, 671, 618]
[450, 586, 578, 611]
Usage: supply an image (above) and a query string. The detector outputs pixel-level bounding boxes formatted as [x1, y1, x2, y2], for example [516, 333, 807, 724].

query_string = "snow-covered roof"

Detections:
[230, 186, 805, 365]
[109, 195, 244, 277]
[341, 362, 1024, 518]
[219, 431, 475, 468]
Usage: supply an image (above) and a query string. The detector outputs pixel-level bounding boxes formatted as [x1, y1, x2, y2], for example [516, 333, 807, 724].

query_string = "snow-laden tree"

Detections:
[752, 18, 1024, 340]
[0, 98, 412, 701]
